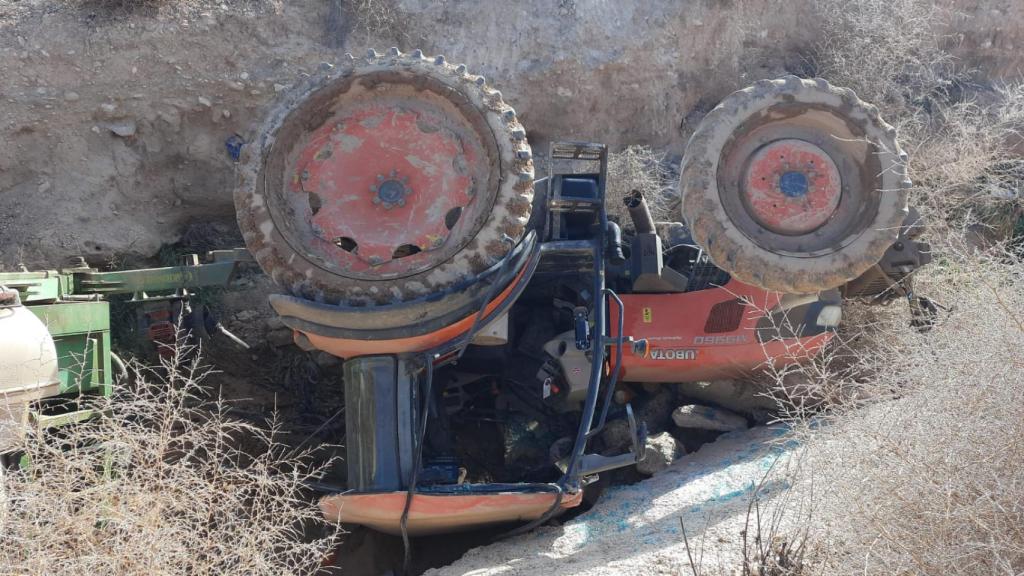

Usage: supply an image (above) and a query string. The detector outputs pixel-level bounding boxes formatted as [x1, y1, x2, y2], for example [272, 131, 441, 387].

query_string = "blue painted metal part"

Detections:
[779, 171, 809, 197]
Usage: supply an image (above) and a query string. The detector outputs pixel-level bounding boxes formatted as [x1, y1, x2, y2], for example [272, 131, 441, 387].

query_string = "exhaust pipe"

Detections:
[623, 189, 689, 293]
[624, 189, 655, 234]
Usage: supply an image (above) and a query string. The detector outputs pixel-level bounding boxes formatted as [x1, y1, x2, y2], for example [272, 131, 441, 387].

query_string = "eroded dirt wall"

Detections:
[0, 0, 1020, 266]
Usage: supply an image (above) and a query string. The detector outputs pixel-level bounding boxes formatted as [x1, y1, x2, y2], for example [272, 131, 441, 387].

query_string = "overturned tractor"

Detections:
[234, 49, 932, 536]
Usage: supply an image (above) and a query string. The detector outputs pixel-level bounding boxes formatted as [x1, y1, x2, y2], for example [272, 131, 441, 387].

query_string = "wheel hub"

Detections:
[372, 172, 411, 209]
[741, 139, 842, 236]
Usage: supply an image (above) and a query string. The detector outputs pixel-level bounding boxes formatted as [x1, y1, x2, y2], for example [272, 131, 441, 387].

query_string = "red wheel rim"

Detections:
[741, 139, 842, 235]
[289, 99, 488, 277]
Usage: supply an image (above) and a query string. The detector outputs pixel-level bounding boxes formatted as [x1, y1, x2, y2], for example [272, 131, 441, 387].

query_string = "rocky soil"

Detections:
[2, 0, 1021, 268]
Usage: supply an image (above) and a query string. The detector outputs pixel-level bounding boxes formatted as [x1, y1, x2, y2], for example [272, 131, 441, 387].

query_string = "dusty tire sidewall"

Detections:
[236, 52, 535, 309]
[681, 76, 909, 293]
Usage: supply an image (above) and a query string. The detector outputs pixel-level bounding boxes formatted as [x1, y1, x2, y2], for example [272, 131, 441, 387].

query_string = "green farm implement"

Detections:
[0, 250, 250, 460]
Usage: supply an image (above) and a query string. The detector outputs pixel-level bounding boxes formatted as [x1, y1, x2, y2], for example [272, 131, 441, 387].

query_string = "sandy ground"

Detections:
[432, 425, 798, 576]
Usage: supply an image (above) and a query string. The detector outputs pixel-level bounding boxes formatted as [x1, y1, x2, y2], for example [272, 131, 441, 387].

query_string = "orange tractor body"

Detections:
[235, 50, 931, 537]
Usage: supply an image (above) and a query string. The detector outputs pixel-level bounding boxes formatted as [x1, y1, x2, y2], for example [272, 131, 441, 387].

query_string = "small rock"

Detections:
[235, 310, 258, 322]
[226, 80, 244, 91]
[37, 180, 51, 194]
[600, 418, 633, 453]
[273, 83, 287, 93]
[636, 431, 682, 476]
[197, 96, 212, 108]
[107, 120, 137, 138]
[266, 328, 295, 348]
[157, 109, 181, 132]
[100, 102, 117, 114]
[239, 72, 249, 80]
[64, 91, 80, 102]
[676, 379, 776, 413]
[635, 387, 676, 433]
[672, 404, 748, 432]
[221, 109, 231, 119]
[613, 389, 633, 405]
[264, 315, 284, 330]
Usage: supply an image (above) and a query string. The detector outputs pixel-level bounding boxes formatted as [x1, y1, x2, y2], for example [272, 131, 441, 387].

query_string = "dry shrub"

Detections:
[729, 243, 1024, 576]
[348, 0, 401, 39]
[745, 5, 1024, 570]
[814, 0, 1024, 245]
[905, 89, 1024, 241]
[325, 0, 404, 50]
[814, 0, 955, 113]
[0, 343, 337, 575]
[767, 244, 1024, 575]
[606, 145, 678, 228]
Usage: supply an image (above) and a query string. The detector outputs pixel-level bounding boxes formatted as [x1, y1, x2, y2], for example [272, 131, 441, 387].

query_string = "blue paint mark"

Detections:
[557, 425, 803, 549]
[225, 134, 245, 162]
[779, 171, 809, 197]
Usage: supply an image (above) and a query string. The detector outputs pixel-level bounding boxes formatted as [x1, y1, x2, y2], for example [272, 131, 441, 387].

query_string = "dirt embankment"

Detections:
[0, 0, 1021, 267]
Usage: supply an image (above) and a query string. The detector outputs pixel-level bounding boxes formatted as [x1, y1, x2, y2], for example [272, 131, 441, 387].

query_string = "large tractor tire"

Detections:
[236, 49, 534, 319]
[681, 76, 910, 294]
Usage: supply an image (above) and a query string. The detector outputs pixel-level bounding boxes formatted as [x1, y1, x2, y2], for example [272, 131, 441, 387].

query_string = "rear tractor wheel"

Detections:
[235, 49, 535, 326]
[681, 76, 910, 294]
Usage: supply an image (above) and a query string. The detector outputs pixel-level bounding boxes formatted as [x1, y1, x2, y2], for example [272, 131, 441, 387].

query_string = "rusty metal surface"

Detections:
[292, 104, 483, 274]
[235, 50, 535, 314]
[740, 139, 841, 235]
[681, 76, 910, 293]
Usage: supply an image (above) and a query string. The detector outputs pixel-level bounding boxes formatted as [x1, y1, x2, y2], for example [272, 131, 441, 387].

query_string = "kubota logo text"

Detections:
[647, 348, 697, 361]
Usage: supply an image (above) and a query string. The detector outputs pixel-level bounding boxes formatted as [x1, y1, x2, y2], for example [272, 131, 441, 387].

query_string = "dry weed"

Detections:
[742, 236, 1024, 576]
[814, 0, 1024, 246]
[349, 0, 402, 40]
[813, 0, 955, 113]
[0, 342, 337, 576]
[906, 90, 1024, 242]
[798, 244, 1024, 575]
[737, 0, 1024, 548]
[606, 145, 678, 228]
